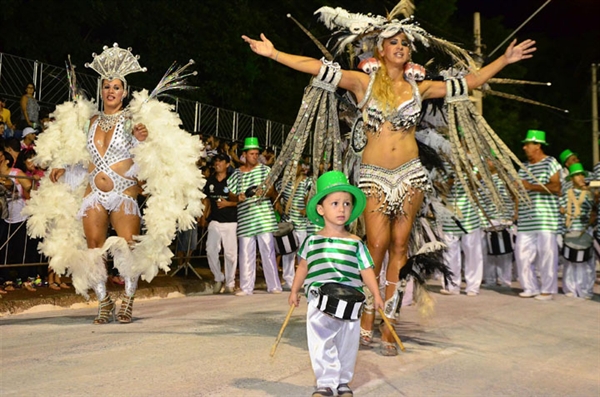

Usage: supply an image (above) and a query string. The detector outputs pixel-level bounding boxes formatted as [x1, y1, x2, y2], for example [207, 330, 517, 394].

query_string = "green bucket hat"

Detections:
[567, 163, 587, 179]
[559, 149, 577, 165]
[307, 171, 366, 227]
[522, 129, 548, 145]
[242, 137, 261, 151]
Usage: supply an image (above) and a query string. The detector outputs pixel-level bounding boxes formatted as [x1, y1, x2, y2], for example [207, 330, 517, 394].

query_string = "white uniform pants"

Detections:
[515, 232, 558, 294]
[562, 256, 595, 298]
[238, 232, 282, 293]
[206, 221, 238, 289]
[306, 293, 359, 390]
[443, 229, 483, 294]
[281, 229, 307, 286]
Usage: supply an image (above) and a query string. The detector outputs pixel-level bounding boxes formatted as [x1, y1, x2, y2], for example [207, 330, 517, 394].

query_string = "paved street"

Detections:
[1, 284, 599, 397]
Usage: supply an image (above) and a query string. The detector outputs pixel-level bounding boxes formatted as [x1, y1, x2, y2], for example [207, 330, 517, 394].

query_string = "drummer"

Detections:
[515, 130, 562, 301]
[288, 171, 383, 397]
[275, 159, 311, 291]
[228, 137, 282, 296]
[559, 163, 595, 299]
[481, 154, 517, 288]
[440, 163, 484, 297]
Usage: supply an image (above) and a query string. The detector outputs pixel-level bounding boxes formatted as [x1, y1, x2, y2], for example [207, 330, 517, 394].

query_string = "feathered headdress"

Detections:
[315, 1, 476, 71]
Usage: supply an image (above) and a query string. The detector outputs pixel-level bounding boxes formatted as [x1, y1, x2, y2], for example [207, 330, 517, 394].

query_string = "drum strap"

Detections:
[565, 188, 590, 229]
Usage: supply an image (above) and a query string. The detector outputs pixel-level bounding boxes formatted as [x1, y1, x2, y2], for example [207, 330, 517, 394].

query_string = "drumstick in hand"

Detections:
[378, 308, 406, 352]
[270, 303, 296, 357]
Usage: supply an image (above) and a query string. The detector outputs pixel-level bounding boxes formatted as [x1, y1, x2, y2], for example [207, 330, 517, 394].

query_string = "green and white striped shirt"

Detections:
[298, 235, 374, 295]
[480, 174, 515, 222]
[442, 169, 481, 235]
[276, 177, 310, 231]
[228, 164, 278, 237]
[517, 156, 561, 233]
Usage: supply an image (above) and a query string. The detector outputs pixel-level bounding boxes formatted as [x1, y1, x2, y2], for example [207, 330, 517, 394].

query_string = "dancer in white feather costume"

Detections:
[23, 44, 205, 324]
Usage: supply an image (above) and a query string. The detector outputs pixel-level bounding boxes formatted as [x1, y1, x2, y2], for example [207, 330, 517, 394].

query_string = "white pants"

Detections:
[206, 221, 238, 288]
[281, 229, 307, 286]
[562, 256, 595, 298]
[443, 229, 483, 294]
[238, 233, 282, 293]
[515, 232, 558, 294]
[306, 292, 359, 390]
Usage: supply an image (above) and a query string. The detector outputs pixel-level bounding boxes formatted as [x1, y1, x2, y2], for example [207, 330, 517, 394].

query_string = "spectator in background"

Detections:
[20, 127, 37, 151]
[202, 153, 237, 294]
[228, 141, 244, 167]
[228, 137, 282, 296]
[15, 150, 44, 190]
[261, 147, 275, 166]
[0, 150, 36, 291]
[19, 83, 40, 130]
[4, 138, 20, 167]
[0, 98, 16, 138]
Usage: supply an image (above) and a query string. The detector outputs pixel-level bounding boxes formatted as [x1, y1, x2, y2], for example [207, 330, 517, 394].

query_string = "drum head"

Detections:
[320, 282, 365, 301]
[273, 222, 294, 237]
[564, 232, 593, 250]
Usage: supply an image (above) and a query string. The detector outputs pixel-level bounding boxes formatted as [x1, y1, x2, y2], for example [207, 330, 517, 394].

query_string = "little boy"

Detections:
[288, 171, 384, 397]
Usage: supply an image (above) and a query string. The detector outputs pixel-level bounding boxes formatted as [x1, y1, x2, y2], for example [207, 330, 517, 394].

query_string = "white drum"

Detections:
[562, 232, 593, 263]
[485, 226, 513, 255]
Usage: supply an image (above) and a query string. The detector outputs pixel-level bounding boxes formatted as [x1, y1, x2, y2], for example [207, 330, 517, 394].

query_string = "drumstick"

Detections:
[378, 308, 406, 352]
[270, 303, 296, 357]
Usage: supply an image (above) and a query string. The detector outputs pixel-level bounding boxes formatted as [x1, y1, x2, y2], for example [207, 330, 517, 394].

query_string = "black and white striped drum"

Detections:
[562, 232, 593, 263]
[315, 282, 366, 321]
[485, 226, 513, 255]
[273, 222, 299, 255]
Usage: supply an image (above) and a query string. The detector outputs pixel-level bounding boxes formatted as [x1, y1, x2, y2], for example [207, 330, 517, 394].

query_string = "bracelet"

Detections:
[274, 51, 280, 62]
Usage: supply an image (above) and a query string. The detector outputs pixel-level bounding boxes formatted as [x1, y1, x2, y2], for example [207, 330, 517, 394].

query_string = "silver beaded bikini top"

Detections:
[360, 74, 422, 134]
[87, 115, 135, 167]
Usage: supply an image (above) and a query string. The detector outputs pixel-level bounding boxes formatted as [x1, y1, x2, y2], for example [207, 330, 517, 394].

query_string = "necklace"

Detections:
[98, 111, 123, 132]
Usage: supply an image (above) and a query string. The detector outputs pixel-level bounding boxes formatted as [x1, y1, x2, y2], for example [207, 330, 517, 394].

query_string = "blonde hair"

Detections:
[371, 45, 409, 115]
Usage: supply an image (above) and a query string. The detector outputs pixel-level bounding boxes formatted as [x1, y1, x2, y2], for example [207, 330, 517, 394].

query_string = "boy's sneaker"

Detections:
[337, 383, 353, 397]
[312, 387, 334, 397]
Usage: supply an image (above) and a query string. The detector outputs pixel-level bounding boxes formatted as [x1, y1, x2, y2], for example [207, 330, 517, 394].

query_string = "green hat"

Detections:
[567, 163, 587, 179]
[307, 171, 366, 227]
[522, 129, 548, 145]
[559, 149, 577, 165]
[242, 137, 261, 151]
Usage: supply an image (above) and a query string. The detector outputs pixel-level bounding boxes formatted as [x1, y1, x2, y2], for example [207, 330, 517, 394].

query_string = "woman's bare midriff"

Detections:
[85, 159, 139, 198]
[361, 124, 419, 169]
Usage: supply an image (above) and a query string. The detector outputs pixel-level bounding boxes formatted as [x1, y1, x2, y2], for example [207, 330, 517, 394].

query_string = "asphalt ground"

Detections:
[1, 262, 599, 397]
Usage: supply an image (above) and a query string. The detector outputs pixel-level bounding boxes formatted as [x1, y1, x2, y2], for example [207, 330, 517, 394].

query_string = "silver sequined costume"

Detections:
[78, 115, 140, 218]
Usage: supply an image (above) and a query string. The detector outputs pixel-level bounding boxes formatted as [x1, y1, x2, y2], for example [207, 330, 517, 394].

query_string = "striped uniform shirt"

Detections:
[442, 168, 481, 235]
[595, 163, 600, 240]
[517, 156, 561, 233]
[228, 164, 277, 237]
[298, 235, 374, 295]
[276, 177, 310, 231]
[560, 188, 594, 232]
[480, 174, 515, 222]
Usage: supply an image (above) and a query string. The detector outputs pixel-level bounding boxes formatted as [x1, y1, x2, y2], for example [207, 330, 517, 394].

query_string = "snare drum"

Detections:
[485, 226, 513, 255]
[562, 232, 593, 263]
[315, 282, 366, 321]
[273, 222, 299, 255]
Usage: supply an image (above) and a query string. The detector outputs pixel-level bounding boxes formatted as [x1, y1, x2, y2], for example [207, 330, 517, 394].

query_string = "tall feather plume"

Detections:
[388, 0, 415, 20]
